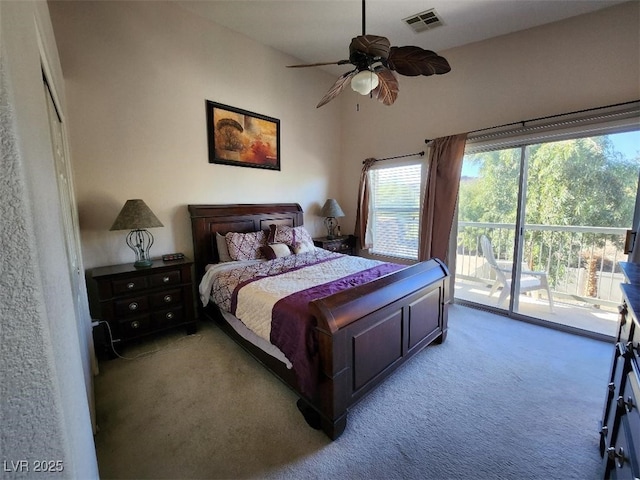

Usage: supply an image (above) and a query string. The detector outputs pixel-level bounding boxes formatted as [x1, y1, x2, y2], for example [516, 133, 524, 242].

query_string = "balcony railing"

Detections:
[456, 222, 629, 308]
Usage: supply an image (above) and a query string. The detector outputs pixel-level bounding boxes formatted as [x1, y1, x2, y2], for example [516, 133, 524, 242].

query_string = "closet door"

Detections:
[44, 78, 97, 431]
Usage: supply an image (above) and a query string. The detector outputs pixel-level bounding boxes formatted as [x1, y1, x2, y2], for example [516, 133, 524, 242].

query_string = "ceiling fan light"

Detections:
[351, 70, 379, 95]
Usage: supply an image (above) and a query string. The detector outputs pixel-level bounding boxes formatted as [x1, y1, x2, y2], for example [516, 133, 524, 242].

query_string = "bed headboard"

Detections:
[188, 203, 304, 279]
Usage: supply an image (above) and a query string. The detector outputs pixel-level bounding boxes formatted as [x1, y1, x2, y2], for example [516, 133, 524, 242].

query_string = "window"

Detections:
[368, 161, 425, 259]
[455, 100, 640, 337]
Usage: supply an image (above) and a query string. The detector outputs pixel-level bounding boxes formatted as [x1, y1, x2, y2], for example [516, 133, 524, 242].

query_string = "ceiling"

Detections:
[176, 0, 627, 75]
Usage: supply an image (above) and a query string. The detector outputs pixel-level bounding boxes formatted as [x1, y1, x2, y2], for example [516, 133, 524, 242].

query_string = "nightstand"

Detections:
[91, 258, 196, 351]
[313, 235, 356, 255]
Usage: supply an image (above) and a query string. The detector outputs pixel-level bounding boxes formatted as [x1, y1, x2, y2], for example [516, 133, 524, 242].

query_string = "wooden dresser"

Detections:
[91, 258, 196, 351]
[599, 261, 640, 478]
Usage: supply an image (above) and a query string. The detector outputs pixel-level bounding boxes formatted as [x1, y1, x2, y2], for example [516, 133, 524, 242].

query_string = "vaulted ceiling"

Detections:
[177, 0, 627, 75]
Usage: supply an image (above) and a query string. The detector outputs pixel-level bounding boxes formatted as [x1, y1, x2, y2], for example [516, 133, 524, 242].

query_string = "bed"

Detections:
[189, 203, 449, 440]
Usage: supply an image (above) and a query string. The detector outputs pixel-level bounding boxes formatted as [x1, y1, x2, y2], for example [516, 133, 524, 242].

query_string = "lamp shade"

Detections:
[320, 199, 345, 218]
[110, 199, 163, 231]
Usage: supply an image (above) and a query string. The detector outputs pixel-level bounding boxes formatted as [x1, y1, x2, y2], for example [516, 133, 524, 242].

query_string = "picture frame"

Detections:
[206, 100, 281, 171]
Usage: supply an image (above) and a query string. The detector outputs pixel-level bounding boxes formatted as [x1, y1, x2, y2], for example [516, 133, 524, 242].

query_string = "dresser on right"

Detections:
[599, 261, 640, 478]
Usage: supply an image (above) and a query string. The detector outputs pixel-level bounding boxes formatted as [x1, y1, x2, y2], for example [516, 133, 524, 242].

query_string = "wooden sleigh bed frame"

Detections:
[189, 203, 449, 440]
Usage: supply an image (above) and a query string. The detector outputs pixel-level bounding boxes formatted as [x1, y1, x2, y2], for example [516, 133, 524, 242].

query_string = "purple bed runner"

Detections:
[269, 262, 404, 397]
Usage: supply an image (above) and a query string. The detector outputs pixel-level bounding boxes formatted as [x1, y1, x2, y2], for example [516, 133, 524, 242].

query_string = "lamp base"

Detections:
[133, 259, 153, 268]
[126, 229, 155, 269]
[324, 217, 339, 240]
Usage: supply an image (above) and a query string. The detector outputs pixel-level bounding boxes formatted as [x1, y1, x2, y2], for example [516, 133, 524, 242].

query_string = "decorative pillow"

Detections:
[267, 224, 278, 244]
[216, 232, 233, 262]
[275, 225, 313, 247]
[261, 243, 292, 260]
[225, 230, 267, 261]
[292, 240, 315, 255]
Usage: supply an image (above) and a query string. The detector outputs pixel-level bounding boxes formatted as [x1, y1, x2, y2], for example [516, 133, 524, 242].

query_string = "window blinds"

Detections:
[369, 162, 424, 259]
[466, 101, 640, 154]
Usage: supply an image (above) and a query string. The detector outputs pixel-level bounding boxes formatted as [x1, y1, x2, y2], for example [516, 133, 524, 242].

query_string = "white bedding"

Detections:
[218, 308, 293, 368]
[199, 251, 387, 341]
[236, 254, 387, 342]
[198, 250, 399, 372]
[199, 259, 264, 308]
[200, 259, 294, 366]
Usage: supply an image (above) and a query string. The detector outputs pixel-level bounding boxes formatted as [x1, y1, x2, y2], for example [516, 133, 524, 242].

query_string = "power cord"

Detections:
[93, 320, 202, 361]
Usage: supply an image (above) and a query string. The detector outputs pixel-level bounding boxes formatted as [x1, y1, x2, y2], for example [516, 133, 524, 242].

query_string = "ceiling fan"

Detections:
[287, 0, 451, 108]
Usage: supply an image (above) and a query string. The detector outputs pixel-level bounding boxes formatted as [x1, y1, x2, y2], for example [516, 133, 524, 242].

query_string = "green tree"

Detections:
[458, 135, 640, 293]
[526, 137, 636, 228]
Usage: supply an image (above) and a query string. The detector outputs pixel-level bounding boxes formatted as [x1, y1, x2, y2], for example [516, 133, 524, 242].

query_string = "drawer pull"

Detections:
[163, 276, 170, 283]
[166, 312, 174, 320]
[608, 382, 615, 392]
[617, 395, 635, 413]
[127, 282, 135, 289]
[607, 446, 627, 469]
[600, 425, 608, 436]
[164, 295, 172, 303]
[131, 320, 140, 329]
[128, 302, 139, 311]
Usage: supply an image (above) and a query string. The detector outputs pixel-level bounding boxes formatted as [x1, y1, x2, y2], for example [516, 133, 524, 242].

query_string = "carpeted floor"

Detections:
[94, 304, 610, 479]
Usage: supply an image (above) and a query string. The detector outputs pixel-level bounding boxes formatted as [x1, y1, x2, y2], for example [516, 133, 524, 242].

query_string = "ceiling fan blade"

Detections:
[287, 60, 350, 68]
[371, 67, 399, 106]
[350, 35, 391, 60]
[316, 69, 358, 108]
[387, 46, 451, 77]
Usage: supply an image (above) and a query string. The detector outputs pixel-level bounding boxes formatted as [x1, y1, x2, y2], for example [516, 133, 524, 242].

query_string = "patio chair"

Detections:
[480, 235, 554, 312]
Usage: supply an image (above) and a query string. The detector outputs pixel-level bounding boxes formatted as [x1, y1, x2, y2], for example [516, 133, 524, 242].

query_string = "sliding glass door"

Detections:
[455, 129, 640, 337]
[456, 147, 522, 312]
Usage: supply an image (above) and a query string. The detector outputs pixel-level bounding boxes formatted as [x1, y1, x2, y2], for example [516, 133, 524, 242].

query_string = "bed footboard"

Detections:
[308, 258, 449, 439]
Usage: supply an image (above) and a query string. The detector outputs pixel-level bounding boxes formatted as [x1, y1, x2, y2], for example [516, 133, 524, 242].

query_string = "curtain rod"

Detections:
[364, 150, 426, 164]
[468, 99, 640, 136]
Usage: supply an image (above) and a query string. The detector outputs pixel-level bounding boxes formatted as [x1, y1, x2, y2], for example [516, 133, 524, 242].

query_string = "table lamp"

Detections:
[320, 198, 345, 239]
[110, 199, 163, 268]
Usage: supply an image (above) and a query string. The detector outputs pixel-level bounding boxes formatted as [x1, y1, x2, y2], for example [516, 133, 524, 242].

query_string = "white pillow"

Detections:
[293, 240, 315, 254]
[216, 232, 233, 262]
[262, 243, 292, 259]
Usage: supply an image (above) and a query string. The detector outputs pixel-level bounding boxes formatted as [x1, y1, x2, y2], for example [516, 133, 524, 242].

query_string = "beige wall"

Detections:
[49, 1, 344, 269]
[338, 1, 640, 229]
[49, 1, 639, 270]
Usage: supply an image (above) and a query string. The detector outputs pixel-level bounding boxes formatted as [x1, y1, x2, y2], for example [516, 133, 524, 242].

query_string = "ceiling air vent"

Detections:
[402, 9, 443, 33]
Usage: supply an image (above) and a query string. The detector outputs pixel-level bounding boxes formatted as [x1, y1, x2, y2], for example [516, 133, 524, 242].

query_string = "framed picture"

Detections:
[206, 100, 280, 171]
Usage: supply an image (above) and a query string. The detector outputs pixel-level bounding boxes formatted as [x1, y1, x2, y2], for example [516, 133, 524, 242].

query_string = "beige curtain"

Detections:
[419, 133, 468, 262]
[354, 157, 377, 250]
